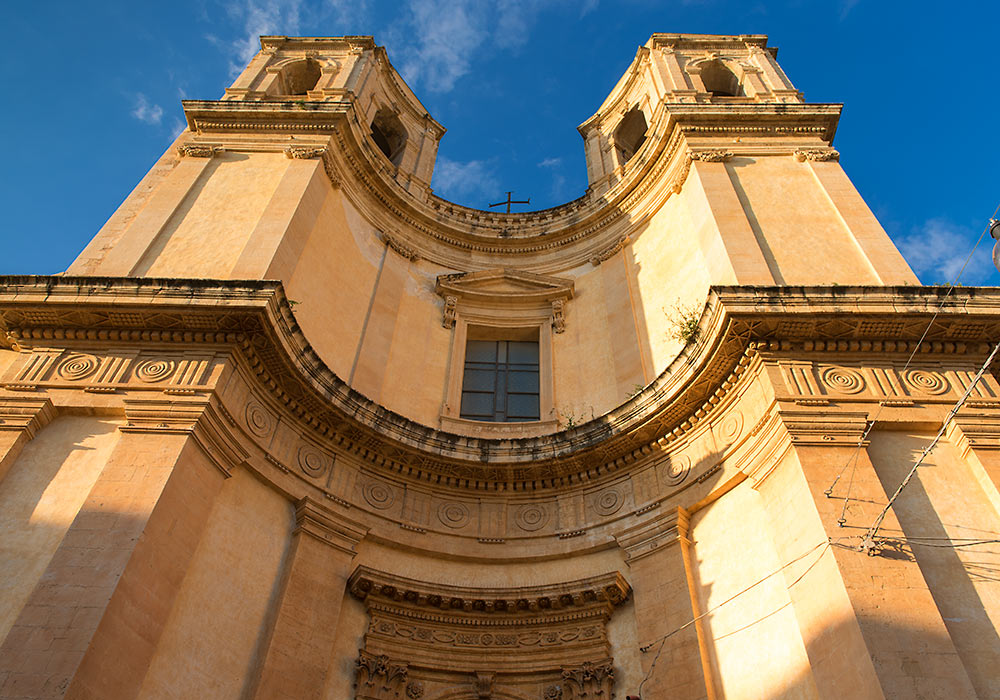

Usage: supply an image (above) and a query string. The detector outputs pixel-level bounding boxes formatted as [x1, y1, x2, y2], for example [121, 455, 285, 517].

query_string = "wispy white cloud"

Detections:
[221, 0, 305, 75]
[213, 0, 369, 76]
[579, 0, 599, 17]
[432, 157, 498, 202]
[131, 93, 164, 125]
[896, 217, 993, 284]
[392, 0, 488, 93]
[388, 0, 579, 93]
[538, 157, 562, 168]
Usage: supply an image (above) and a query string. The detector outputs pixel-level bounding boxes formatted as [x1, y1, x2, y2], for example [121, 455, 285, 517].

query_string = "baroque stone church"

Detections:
[2, 32, 999, 700]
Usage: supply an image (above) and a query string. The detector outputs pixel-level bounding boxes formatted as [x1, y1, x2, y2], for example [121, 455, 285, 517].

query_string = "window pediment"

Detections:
[435, 268, 574, 308]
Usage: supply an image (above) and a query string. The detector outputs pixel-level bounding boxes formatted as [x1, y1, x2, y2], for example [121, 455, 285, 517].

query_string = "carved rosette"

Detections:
[356, 650, 408, 700]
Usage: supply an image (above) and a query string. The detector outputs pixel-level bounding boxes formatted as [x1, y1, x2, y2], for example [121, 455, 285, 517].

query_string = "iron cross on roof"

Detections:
[489, 191, 530, 214]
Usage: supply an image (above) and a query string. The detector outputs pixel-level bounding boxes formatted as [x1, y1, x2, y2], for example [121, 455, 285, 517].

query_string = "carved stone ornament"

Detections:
[356, 650, 408, 700]
[794, 148, 840, 162]
[589, 236, 629, 267]
[552, 299, 566, 334]
[284, 145, 327, 159]
[689, 149, 733, 162]
[442, 295, 458, 329]
[561, 660, 615, 699]
[383, 233, 419, 261]
[176, 144, 221, 158]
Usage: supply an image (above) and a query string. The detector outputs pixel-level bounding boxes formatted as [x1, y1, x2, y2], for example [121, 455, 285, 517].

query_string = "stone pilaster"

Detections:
[251, 497, 367, 700]
[0, 396, 55, 483]
[617, 508, 712, 700]
[751, 408, 977, 699]
[0, 397, 241, 700]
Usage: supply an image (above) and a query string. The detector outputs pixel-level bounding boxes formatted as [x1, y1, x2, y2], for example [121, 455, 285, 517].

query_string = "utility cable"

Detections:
[636, 540, 829, 696]
[860, 336, 1000, 553]
[825, 203, 1000, 522]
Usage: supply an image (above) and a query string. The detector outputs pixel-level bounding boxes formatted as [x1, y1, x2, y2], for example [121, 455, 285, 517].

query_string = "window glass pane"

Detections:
[461, 392, 494, 417]
[507, 370, 539, 393]
[462, 369, 495, 392]
[507, 394, 540, 419]
[507, 341, 539, 364]
[465, 340, 497, 363]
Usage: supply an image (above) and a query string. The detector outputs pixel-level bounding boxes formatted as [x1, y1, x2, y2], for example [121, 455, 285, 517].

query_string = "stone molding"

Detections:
[180, 96, 840, 271]
[349, 567, 630, 614]
[795, 148, 840, 162]
[350, 566, 628, 696]
[0, 396, 56, 438]
[121, 396, 248, 477]
[3, 278, 1000, 487]
[294, 497, 368, 554]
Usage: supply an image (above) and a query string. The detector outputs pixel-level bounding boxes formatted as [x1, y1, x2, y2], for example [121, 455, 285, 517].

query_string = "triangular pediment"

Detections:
[435, 268, 574, 304]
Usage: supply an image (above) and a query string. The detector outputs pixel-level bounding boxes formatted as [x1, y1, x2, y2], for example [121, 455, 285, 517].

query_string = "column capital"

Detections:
[294, 496, 368, 554]
[0, 396, 56, 438]
[121, 396, 248, 477]
[615, 507, 682, 563]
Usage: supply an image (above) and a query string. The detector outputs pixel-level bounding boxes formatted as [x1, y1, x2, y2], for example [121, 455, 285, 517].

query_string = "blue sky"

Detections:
[3, 1, 999, 284]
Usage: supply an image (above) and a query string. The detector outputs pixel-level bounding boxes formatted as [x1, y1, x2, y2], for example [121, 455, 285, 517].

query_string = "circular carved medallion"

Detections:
[821, 366, 866, 394]
[717, 411, 744, 444]
[57, 353, 99, 381]
[662, 454, 691, 486]
[134, 359, 176, 383]
[903, 369, 948, 395]
[297, 444, 329, 478]
[437, 502, 471, 529]
[244, 401, 274, 438]
[594, 487, 624, 517]
[514, 504, 549, 532]
[363, 481, 396, 510]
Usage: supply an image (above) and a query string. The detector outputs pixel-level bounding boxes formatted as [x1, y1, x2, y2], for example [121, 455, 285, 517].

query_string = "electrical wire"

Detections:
[825, 203, 1000, 523]
[861, 336, 1000, 552]
[636, 540, 829, 696]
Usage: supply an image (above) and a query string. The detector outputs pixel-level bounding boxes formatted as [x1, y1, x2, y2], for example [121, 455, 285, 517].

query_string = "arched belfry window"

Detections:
[280, 58, 321, 95]
[370, 109, 408, 167]
[700, 60, 743, 97]
[613, 107, 648, 165]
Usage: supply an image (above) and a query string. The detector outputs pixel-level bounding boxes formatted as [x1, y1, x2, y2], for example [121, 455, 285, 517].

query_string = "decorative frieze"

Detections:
[176, 144, 222, 158]
[794, 148, 840, 162]
[284, 145, 327, 159]
[689, 149, 733, 162]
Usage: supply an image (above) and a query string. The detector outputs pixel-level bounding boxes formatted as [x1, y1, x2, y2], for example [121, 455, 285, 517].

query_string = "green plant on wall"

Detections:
[666, 301, 702, 345]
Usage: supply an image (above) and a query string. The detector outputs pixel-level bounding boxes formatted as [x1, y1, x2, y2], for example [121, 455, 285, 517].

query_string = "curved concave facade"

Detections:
[2, 32, 1000, 700]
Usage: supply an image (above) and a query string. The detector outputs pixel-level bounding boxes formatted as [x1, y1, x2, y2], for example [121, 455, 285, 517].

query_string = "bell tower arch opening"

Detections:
[370, 108, 408, 167]
[278, 57, 321, 95]
[699, 59, 743, 97]
[613, 106, 648, 165]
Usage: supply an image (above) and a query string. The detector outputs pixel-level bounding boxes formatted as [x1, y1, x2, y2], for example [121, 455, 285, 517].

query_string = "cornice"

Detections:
[3, 278, 1000, 486]
[348, 566, 630, 613]
[180, 95, 839, 272]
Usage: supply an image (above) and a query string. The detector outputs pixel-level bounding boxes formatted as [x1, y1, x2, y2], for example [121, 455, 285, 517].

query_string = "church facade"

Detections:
[1, 33, 999, 700]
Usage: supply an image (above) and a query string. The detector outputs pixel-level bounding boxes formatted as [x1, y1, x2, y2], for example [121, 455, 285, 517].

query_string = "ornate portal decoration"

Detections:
[349, 566, 629, 699]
